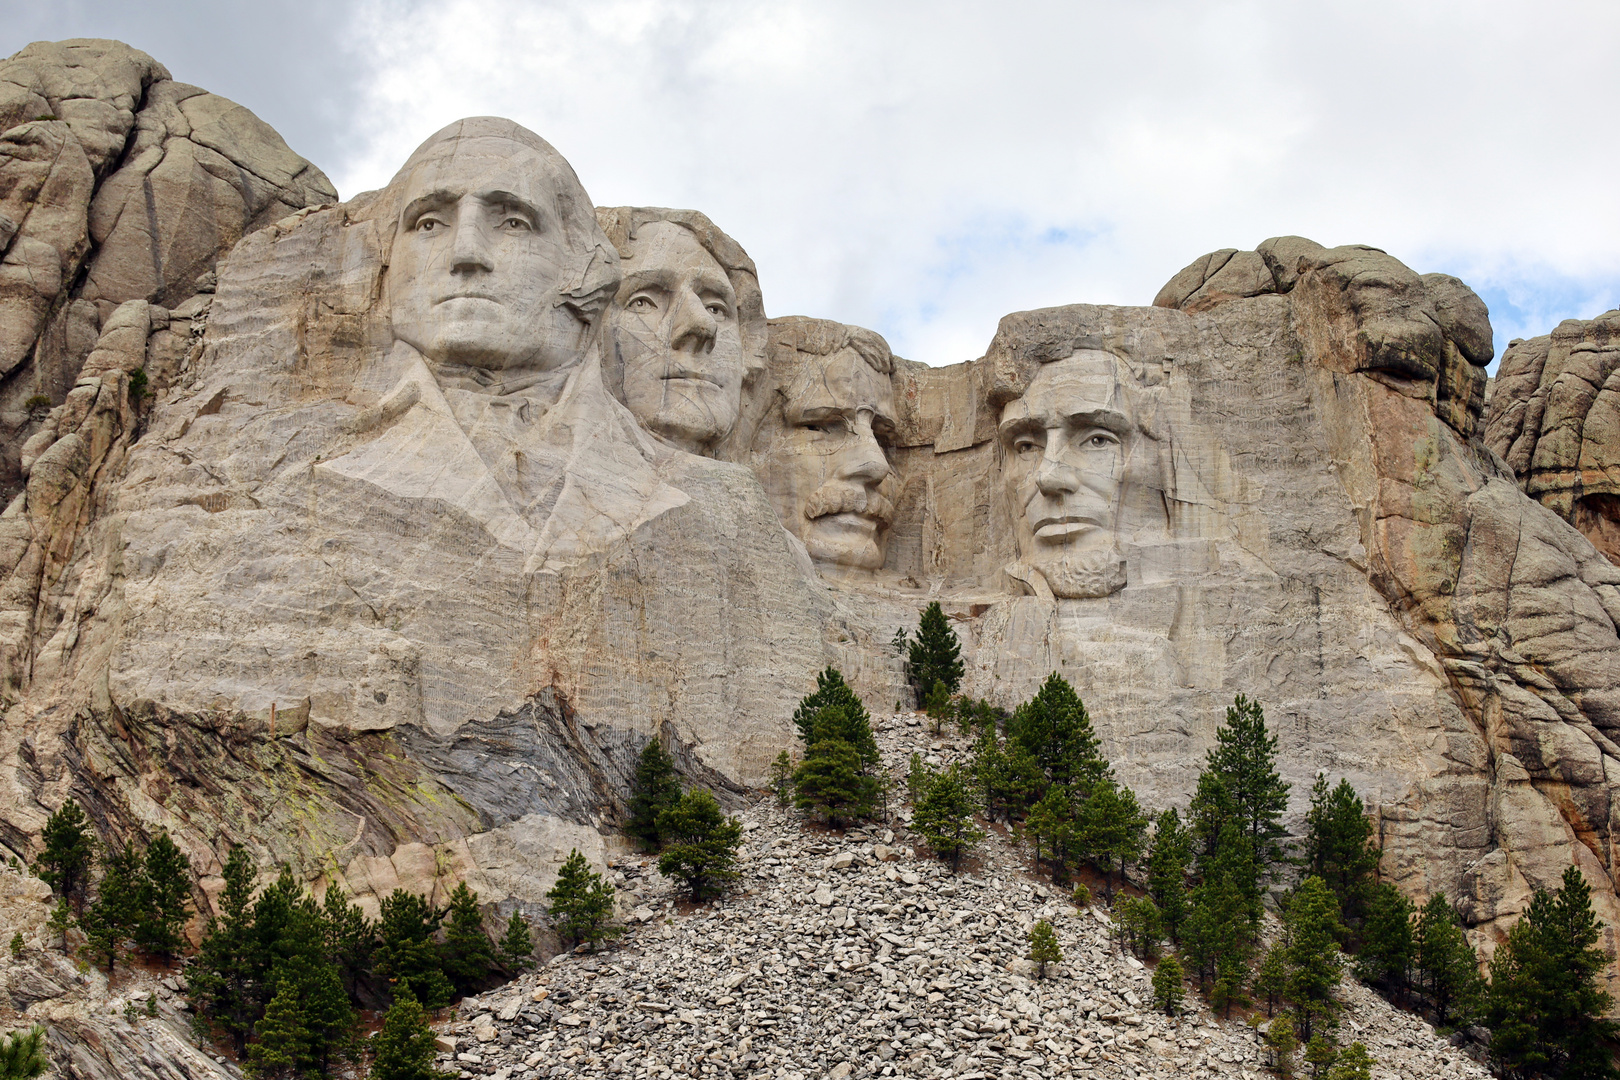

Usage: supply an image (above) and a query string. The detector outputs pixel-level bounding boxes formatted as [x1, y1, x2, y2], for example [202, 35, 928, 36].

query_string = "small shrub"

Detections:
[23, 394, 50, 412]
[544, 850, 620, 949]
[1027, 919, 1062, 979]
[1071, 882, 1092, 908]
[128, 368, 148, 401]
[768, 751, 796, 805]
[0, 1024, 48, 1080]
[7, 933, 19, 959]
[1264, 1016, 1299, 1078]
[499, 911, 534, 969]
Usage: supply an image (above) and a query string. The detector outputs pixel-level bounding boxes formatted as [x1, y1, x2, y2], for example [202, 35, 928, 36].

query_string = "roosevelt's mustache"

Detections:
[805, 484, 895, 525]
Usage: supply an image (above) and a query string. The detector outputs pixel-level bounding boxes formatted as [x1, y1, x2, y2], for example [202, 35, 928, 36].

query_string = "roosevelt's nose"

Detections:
[834, 411, 891, 485]
[669, 287, 717, 355]
[450, 207, 494, 274]
[1034, 438, 1080, 496]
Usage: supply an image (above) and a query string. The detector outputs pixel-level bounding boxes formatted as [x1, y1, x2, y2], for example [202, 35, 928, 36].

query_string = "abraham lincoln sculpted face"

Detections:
[387, 121, 602, 376]
[999, 350, 1135, 598]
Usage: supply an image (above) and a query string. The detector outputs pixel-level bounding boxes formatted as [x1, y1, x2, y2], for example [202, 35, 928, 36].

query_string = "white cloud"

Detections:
[331, 0, 1620, 365]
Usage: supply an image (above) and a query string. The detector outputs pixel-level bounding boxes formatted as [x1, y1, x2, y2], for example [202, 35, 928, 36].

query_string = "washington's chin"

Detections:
[804, 513, 887, 571]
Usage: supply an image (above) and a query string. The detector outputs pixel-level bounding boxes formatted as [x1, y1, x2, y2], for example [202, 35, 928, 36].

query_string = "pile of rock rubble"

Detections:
[434, 714, 1492, 1080]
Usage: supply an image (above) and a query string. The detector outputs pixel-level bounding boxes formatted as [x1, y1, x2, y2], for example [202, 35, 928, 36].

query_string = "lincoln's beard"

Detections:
[1035, 542, 1127, 599]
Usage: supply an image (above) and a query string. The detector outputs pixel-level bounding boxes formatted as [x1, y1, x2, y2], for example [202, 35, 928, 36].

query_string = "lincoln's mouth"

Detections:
[661, 370, 722, 388]
[1031, 513, 1104, 541]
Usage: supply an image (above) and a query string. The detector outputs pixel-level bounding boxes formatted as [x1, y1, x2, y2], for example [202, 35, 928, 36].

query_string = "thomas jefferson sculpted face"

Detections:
[999, 350, 1134, 598]
[388, 129, 593, 374]
[759, 336, 898, 572]
[611, 221, 745, 451]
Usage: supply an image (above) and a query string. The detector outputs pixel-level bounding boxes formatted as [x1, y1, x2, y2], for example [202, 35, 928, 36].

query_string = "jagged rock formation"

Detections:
[1484, 308, 1620, 565]
[5, 42, 1620, 1079]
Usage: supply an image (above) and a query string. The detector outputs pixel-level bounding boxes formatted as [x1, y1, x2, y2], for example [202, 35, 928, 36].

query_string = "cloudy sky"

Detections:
[12, 0, 1620, 368]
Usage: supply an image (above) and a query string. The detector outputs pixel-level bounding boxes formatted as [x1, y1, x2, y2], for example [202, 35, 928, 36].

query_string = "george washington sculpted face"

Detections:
[388, 133, 590, 375]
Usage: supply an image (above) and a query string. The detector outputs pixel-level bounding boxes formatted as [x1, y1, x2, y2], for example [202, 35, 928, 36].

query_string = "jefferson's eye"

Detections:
[707, 303, 729, 318]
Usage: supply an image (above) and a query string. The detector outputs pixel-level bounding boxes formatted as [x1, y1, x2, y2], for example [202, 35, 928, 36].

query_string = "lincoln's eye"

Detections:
[629, 296, 657, 312]
[1014, 437, 1040, 456]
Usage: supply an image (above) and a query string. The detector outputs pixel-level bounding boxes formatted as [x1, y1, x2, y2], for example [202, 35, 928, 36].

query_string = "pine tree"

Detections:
[1152, 953, 1186, 1016]
[1302, 775, 1378, 927]
[799, 703, 880, 769]
[921, 682, 952, 730]
[1284, 876, 1345, 1041]
[189, 846, 260, 1053]
[374, 889, 453, 1009]
[81, 842, 145, 975]
[626, 739, 683, 851]
[1008, 673, 1106, 788]
[792, 668, 872, 748]
[1211, 953, 1251, 1019]
[440, 882, 495, 996]
[1027, 918, 1062, 979]
[656, 789, 743, 902]
[46, 901, 72, 955]
[1486, 865, 1619, 1079]
[1074, 774, 1148, 901]
[500, 911, 534, 969]
[245, 979, 314, 1080]
[1024, 785, 1075, 883]
[907, 601, 964, 697]
[0, 1026, 47, 1080]
[1147, 808, 1191, 943]
[1193, 695, 1289, 874]
[971, 728, 1043, 824]
[793, 739, 880, 828]
[545, 849, 620, 949]
[1264, 1016, 1299, 1078]
[1181, 861, 1250, 991]
[1255, 942, 1288, 1017]
[1303, 1035, 1338, 1079]
[1413, 893, 1482, 1029]
[284, 953, 357, 1076]
[137, 831, 192, 964]
[1325, 1042, 1375, 1080]
[911, 764, 985, 874]
[1354, 883, 1413, 998]
[36, 799, 94, 913]
[320, 886, 375, 1002]
[769, 751, 796, 805]
[368, 988, 451, 1080]
[1112, 896, 1162, 959]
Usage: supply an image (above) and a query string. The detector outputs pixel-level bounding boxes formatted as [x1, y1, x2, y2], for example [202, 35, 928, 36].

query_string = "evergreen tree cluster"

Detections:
[625, 738, 746, 903]
[34, 802, 195, 975]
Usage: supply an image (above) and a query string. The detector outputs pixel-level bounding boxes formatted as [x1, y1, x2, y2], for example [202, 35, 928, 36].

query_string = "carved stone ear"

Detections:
[558, 243, 620, 323]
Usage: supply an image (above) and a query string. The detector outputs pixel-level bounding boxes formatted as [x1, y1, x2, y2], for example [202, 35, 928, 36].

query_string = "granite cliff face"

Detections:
[4, 40, 1620, 1060]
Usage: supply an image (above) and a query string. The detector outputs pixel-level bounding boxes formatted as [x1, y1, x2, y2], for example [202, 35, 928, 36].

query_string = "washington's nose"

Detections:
[669, 288, 718, 355]
[450, 210, 494, 274]
[835, 414, 891, 485]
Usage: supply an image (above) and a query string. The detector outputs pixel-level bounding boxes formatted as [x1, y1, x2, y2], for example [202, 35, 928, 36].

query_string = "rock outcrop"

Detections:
[1484, 309, 1620, 565]
[6, 41, 1620, 1076]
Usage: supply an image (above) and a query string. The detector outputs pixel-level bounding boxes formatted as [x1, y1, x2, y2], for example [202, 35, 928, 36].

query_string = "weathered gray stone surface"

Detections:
[1484, 309, 1620, 565]
[6, 39, 1620, 1077]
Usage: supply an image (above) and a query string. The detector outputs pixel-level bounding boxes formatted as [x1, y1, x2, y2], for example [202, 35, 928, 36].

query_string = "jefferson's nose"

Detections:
[450, 208, 494, 274]
[669, 287, 717, 355]
[1034, 438, 1080, 496]
[834, 412, 890, 485]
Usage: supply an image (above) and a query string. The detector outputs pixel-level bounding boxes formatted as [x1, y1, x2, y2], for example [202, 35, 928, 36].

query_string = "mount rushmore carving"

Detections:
[4, 39, 1620, 987]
